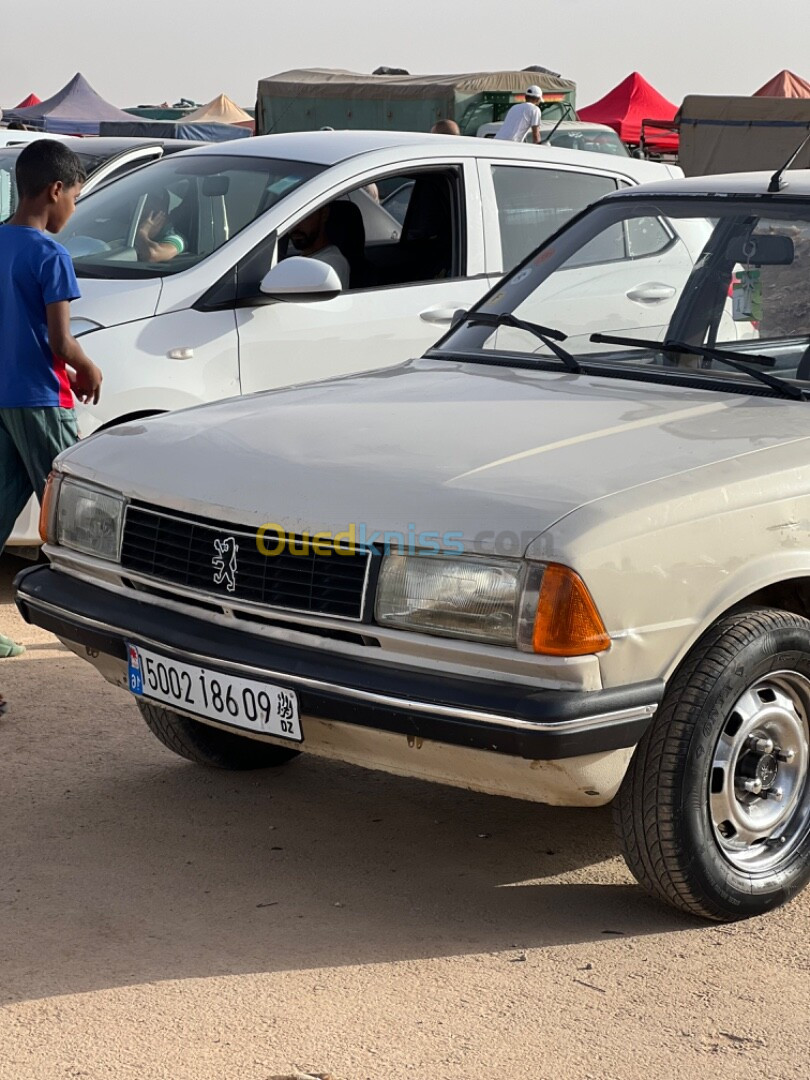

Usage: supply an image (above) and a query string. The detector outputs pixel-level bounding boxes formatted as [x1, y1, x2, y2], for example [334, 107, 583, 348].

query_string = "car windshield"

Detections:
[546, 127, 629, 157]
[57, 153, 324, 278]
[436, 195, 810, 396]
[0, 146, 133, 220]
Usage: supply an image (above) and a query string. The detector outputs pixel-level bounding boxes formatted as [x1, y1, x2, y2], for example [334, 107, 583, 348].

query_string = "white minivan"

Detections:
[9, 130, 683, 545]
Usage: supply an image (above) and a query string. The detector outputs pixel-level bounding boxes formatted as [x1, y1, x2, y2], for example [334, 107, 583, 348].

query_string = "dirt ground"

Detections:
[2, 553, 810, 1080]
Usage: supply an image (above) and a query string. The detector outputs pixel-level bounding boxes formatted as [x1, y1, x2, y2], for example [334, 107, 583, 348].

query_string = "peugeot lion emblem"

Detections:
[212, 536, 239, 593]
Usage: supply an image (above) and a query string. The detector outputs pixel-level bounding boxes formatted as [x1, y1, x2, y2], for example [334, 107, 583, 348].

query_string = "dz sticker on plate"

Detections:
[127, 643, 302, 742]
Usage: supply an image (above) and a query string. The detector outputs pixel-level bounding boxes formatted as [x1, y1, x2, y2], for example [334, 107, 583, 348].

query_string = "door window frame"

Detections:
[196, 157, 485, 310]
[272, 162, 475, 294]
[478, 158, 639, 275]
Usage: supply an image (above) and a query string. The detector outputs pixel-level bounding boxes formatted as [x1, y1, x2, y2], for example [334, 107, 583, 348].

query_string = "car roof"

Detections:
[610, 169, 810, 198]
[174, 129, 672, 179]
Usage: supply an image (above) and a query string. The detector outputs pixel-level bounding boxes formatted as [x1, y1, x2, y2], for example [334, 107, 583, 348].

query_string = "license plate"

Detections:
[126, 642, 302, 742]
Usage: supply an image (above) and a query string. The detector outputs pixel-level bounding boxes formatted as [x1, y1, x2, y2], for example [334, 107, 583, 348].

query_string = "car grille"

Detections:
[120, 504, 370, 621]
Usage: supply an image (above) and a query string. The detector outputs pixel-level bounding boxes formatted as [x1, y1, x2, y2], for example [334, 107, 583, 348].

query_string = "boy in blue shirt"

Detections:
[0, 139, 103, 656]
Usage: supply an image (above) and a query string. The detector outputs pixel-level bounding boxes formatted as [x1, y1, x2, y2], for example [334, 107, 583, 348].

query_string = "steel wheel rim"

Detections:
[709, 670, 810, 872]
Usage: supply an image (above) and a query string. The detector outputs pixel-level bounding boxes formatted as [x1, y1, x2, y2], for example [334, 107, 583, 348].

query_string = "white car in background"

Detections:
[10, 130, 683, 546]
[0, 129, 69, 148]
[477, 120, 631, 157]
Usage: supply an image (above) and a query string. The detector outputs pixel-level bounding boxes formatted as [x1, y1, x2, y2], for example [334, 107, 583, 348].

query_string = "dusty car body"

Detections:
[18, 169, 810, 922]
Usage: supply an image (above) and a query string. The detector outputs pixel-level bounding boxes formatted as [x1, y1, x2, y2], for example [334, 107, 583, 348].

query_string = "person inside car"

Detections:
[285, 204, 350, 288]
[134, 190, 187, 264]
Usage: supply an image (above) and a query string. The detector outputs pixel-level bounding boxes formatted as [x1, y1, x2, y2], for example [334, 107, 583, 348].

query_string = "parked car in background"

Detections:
[8, 131, 680, 546]
[17, 169, 810, 922]
[477, 120, 630, 157]
[0, 136, 201, 220]
[0, 129, 69, 148]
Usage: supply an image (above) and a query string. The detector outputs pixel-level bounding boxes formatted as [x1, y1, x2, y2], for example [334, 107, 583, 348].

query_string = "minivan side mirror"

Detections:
[259, 257, 343, 300]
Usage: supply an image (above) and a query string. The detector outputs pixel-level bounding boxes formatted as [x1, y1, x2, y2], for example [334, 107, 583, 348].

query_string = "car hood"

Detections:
[61, 358, 810, 552]
[69, 275, 163, 326]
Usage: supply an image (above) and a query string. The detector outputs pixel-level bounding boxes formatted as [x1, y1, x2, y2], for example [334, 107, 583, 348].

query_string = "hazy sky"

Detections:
[2, 0, 809, 112]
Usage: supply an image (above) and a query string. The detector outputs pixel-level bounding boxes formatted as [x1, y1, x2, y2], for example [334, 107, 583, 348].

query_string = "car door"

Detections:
[235, 158, 487, 394]
[480, 161, 699, 349]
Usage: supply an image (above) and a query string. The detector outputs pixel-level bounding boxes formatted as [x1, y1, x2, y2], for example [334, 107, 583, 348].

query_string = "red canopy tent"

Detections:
[754, 70, 810, 98]
[14, 93, 41, 109]
[578, 72, 679, 152]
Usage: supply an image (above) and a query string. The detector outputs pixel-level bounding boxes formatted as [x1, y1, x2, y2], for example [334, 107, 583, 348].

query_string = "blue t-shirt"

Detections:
[0, 225, 80, 408]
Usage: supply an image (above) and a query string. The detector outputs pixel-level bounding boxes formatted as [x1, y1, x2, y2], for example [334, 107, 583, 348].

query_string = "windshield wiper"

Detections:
[590, 333, 805, 401]
[465, 312, 582, 373]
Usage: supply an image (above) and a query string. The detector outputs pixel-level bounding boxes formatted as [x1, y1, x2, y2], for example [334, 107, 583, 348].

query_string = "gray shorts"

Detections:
[0, 406, 78, 553]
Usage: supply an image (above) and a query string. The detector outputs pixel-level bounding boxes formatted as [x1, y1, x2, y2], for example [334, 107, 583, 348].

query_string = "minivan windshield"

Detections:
[437, 195, 810, 396]
[57, 154, 324, 278]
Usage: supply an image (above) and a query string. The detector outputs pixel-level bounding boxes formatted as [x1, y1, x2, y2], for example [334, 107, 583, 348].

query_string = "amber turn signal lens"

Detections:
[39, 472, 58, 543]
[532, 563, 611, 656]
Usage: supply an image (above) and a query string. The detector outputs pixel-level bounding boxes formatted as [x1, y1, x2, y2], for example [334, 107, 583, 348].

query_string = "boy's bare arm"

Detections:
[46, 300, 103, 404]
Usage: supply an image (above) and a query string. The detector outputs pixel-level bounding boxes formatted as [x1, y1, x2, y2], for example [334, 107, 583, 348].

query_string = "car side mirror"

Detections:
[259, 257, 343, 300]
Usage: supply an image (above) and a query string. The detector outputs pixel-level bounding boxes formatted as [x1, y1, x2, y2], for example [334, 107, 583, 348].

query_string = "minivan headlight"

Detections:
[57, 479, 124, 561]
[375, 553, 526, 645]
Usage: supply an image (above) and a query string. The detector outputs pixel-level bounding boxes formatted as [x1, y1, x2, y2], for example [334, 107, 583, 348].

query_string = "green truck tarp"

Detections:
[256, 68, 576, 136]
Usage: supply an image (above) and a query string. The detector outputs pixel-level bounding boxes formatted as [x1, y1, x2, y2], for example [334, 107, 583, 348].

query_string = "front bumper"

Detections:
[15, 565, 662, 761]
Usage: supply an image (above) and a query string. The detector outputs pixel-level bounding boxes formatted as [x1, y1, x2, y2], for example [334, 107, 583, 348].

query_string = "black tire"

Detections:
[138, 701, 301, 770]
[614, 608, 810, 921]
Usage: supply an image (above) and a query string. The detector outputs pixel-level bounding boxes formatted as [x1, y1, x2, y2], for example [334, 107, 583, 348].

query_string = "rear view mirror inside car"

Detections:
[202, 176, 230, 197]
[726, 234, 795, 265]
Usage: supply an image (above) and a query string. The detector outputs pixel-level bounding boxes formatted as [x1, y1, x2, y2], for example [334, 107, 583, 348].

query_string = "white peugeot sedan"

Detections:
[18, 169, 810, 922]
[10, 131, 680, 545]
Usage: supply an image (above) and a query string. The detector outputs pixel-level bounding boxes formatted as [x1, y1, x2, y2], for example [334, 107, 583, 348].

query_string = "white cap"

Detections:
[525, 85, 544, 100]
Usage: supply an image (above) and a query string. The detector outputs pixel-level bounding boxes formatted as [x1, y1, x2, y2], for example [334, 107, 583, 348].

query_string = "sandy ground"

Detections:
[2, 553, 810, 1080]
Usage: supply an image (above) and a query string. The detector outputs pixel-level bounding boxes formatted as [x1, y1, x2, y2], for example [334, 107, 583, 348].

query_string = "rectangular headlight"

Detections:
[57, 479, 124, 561]
[375, 554, 525, 645]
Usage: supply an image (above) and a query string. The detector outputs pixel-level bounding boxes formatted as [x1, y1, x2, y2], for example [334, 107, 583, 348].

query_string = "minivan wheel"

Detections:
[138, 701, 301, 770]
[614, 609, 810, 921]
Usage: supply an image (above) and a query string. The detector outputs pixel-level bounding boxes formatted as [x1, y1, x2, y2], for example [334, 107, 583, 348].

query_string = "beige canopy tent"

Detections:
[677, 95, 810, 176]
[754, 70, 810, 99]
[183, 93, 253, 128]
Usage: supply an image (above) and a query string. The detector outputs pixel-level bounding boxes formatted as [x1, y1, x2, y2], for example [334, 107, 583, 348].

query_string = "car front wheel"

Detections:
[614, 608, 810, 921]
[138, 701, 301, 770]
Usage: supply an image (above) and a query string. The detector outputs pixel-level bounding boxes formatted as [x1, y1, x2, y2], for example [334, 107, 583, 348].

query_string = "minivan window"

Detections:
[59, 155, 324, 278]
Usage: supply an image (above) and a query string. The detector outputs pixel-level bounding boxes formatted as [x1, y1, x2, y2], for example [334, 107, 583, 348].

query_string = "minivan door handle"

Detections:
[626, 283, 677, 304]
